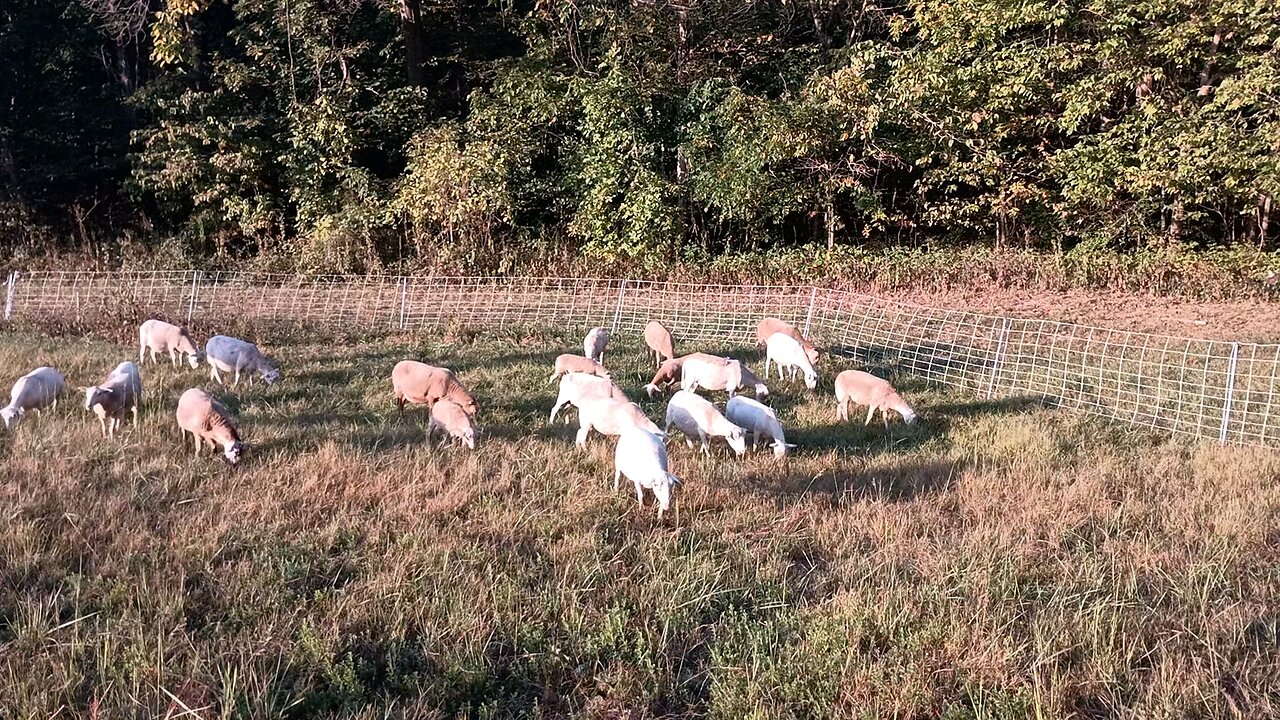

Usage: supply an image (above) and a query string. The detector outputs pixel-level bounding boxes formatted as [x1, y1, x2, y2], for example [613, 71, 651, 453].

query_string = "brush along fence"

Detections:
[3, 270, 1274, 448]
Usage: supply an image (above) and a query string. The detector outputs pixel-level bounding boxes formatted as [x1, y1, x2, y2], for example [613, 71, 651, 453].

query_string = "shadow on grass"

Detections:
[743, 457, 962, 502]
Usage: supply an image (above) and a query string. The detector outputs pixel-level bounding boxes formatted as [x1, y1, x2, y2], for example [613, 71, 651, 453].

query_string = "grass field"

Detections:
[1, 326, 1278, 719]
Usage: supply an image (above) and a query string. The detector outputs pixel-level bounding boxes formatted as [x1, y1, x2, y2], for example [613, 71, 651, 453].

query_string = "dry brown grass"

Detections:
[1, 327, 1278, 718]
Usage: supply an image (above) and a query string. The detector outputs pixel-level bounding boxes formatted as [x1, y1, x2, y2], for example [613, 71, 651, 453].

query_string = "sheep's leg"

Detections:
[170, 349, 179, 367]
[211, 366, 221, 384]
[549, 400, 564, 423]
[98, 415, 107, 438]
[614, 468, 621, 491]
[574, 426, 592, 450]
[139, 344, 146, 364]
[699, 431, 709, 455]
[232, 368, 240, 389]
[634, 481, 644, 506]
[882, 408, 890, 428]
[131, 404, 138, 427]
[864, 405, 875, 426]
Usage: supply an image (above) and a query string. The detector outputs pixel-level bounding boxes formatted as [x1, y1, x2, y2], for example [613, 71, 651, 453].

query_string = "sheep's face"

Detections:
[260, 368, 282, 385]
[83, 386, 110, 410]
[459, 429, 476, 450]
[900, 407, 918, 425]
[754, 383, 770, 399]
[187, 352, 202, 369]
[653, 478, 673, 519]
[726, 429, 747, 456]
[803, 370, 819, 390]
[771, 439, 790, 458]
[461, 398, 479, 416]
[224, 441, 245, 465]
[1, 407, 22, 429]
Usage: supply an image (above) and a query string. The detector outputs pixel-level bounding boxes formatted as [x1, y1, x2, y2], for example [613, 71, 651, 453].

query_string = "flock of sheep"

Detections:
[0, 317, 918, 520]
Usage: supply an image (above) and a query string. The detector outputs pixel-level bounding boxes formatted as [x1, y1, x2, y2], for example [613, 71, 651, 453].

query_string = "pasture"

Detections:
[1, 326, 1278, 718]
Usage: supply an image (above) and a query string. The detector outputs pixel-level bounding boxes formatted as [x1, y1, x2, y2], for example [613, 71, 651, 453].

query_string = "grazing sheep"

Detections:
[584, 326, 609, 363]
[2, 366, 65, 429]
[679, 353, 770, 399]
[549, 372, 628, 423]
[643, 321, 675, 368]
[835, 370, 917, 426]
[548, 353, 611, 384]
[755, 317, 820, 365]
[764, 332, 819, 389]
[644, 357, 686, 398]
[427, 398, 478, 450]
[82, 361, 142, 439]
[175, 387, 244, 464]
[737, 363, 771, 400]
[575, 397, 663, 449]
[664, 390, 747, 456]
[391, 361, 479, 416]
[614, 428, 681, 521]
[726, 395, 794, 458]
[205, 335, 281, 387]
[138, 319, 203, 369]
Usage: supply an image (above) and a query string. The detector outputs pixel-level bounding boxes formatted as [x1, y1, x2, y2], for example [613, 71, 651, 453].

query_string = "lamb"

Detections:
[138, 319, 203, 369]
[547, 353, 611, 384]
[1, 366, 65, 429]
[614, 427, 681, 521]
[643, 320, 675, 368]
[583, 326, 609, 363]
[755, 317, 820, 365]
[764, 332, 819, 389]
[175, 387, 244, 464]
[205, 335, 282, 387]
[644, 357, 686, 398]
[391, 360, 479, 416]
[679, 353, 771, 399]
[549, 372, 628, 423]
[427, 398, 478, 450]
[575, 397, 663, 449]
[82, 361, 142, 439]
[664, 390, 747, 456]
[835, 370, 918, 426]
[726, 395, 795, 458]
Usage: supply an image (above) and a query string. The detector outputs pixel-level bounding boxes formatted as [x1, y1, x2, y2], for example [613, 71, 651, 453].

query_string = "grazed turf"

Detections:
[1, 327, 1277, 719]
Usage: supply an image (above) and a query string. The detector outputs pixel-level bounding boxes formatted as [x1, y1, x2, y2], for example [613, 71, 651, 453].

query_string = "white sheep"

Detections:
[726, 395, 795, 458]
[138, 319, 203, 369]
[2, 366, 66, 429]
[679, 353, 770, 399]
[548, 353, 611, 384]
[392, 360, 479, 416]
[614, 427, 681, 521]
[549, 372, 627, 423]
[175, 387, 244, 464]
[575, 397, 662, 449]
[835, 370, 917, 426]
[82, 361, 142, 439]
[755, 317, 820, 365]
[583, 326, 609, 363]
[664, 390, 747, 456]
[764, 332, 819, 389]
[427, 398, 478, 450]
[205, 335, 281, 387]
[643, 320, 675, 368]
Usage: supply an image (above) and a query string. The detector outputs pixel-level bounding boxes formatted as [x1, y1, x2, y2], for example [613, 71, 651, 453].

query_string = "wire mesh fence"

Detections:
[4, 270, 1277, 448]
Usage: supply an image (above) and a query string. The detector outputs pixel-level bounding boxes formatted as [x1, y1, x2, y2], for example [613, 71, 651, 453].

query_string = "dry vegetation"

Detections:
[1, 326, 1279, 719]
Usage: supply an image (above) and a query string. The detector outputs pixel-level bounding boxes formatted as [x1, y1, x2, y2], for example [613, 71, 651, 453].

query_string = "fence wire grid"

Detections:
[4, 270, 1275, 448]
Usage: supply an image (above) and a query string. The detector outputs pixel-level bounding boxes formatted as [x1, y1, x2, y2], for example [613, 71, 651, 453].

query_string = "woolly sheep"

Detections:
[643, 321, 675, 368]
[2, 366, 65, 429]
[764, 332, 819, 389]
[205, 335, 281, 387]
[584, 326, 609, 363]
[549, 372, 628, 423]
[614, 427, 681, 521]
[139, 319, 203, 369]
[664, 389, 747, 456]
[548, 353, 611, 384]
[391, 360, 479, 416]
[427, 398, 478, 450]
[175, 387, 244, 464]
[835, 370, 917, 426]
[726, 395, 794, 458]
[575, 397, 662, 449]
[679, 353, 770, 399]
[82, 361, 142, 439]
[755, 317, 820, 365]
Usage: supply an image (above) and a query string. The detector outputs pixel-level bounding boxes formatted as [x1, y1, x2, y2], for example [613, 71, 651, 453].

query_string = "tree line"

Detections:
[2, 0, 1277, 272]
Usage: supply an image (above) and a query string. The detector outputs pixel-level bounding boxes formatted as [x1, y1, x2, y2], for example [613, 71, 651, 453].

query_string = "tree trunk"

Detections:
[400, 0, 427, 87]
[1260, 194, 1273, 250]
[825, 196, 835, 250]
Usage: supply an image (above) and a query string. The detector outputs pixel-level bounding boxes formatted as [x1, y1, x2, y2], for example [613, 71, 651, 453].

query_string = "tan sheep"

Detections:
[391, 360, 479, 416]
[834, 370, 917, 426]
[175, 387, 244, 464]
[643, 321, 675, 368]
[644, 357, 686, 398]
[139, 319, 203, 369]
[755, 317, 820, 365]
[548, 353, 611, 384]
[549, 372, 628, 423]
[427, 398, 477, 449]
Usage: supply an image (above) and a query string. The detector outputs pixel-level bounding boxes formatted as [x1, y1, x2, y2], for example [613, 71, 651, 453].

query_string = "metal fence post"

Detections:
[186, 270, 201, 325]
[802, 287, 818, 338]
[4, 271, 15, 321]
[986, 318, 1012, 399]
[398, 277, 409, 330]
[611, 280, 627, 333]
[1220, 341, 1240, 445]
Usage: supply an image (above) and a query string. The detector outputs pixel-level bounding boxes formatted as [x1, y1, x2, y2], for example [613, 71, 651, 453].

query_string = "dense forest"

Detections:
[1, 0, 1278, 273]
